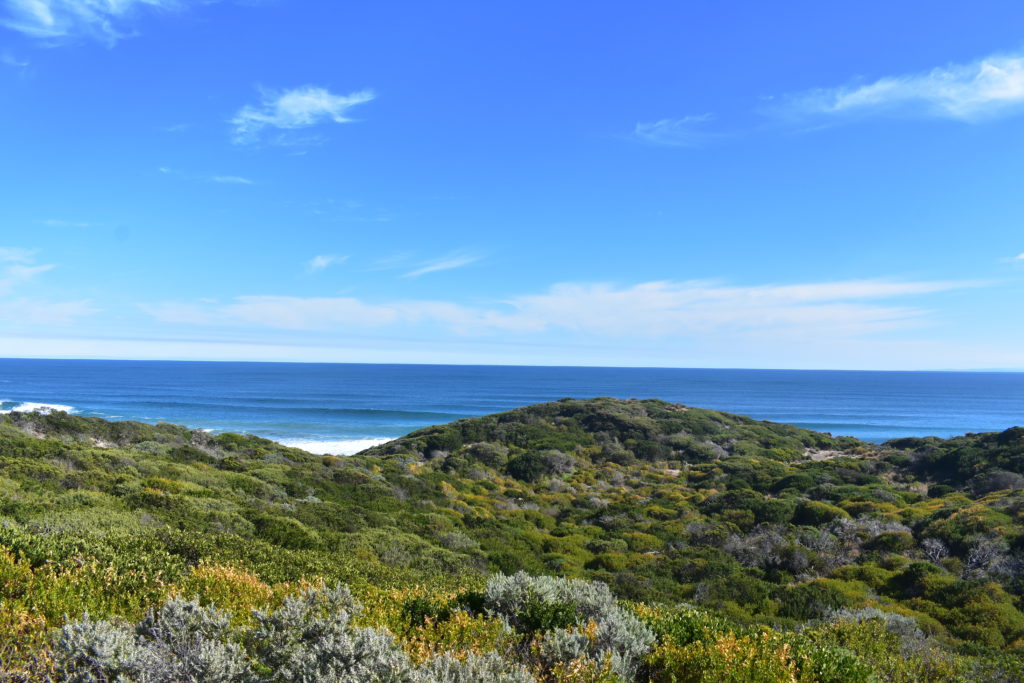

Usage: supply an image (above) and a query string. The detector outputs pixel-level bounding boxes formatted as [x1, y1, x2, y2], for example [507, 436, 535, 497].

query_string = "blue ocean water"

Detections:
[0, 359, 1021, 453]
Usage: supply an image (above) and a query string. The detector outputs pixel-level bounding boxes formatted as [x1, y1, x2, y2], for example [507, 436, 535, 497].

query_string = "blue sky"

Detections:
[1, 0, 1023, 369]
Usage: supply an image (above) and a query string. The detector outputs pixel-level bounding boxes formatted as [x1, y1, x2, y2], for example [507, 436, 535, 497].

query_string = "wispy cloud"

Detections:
[231, 86, 375, 144]
[1, 0, 190, 44]
[0, 247, 38, 263]
[634, 114, 719, 147]
[138, 301, 213, 325]
[497, 279, 970, 337]
[0, 247, 98, 323]
[403, 252, 481, 278]
[0, 298, 97, 323]
[144, 297, 396, 329]
[306, 254, 347, 272]
[159, 167, 255, 185]
[642, 49, 1024, 147]
[780, 51, 1024, 122]
[998, 251, 1024, 264]
[0, 50, 28, 67]
[0, 247, 51, 294]
[224, 296, 400, 329]
[363, 252, 413, 272]
[142, 277, 976, 341]
[40, 219, 93, 228]
[0, 263, 51, 294]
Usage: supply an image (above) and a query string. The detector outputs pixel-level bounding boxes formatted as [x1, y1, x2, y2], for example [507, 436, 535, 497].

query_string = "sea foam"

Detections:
[280, 438, 391, 456]
[0, 401, 76, 415]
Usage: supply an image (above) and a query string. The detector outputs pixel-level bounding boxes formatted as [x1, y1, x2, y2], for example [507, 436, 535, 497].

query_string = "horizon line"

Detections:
[0, 355, 1020, 374]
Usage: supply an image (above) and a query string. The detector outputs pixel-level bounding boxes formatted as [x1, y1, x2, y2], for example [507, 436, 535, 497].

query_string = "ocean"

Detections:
[0, 358, 1021, 454]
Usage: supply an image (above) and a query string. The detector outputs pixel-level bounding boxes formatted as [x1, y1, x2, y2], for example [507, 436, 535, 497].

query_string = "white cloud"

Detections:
[0, 247, 50, 294]
[139, 301, 213, 325]
[40, 219, 93, 227]
[223, 296, 401, 330]
[634, 114, 717, 147]
[142, 277, 974, 342]
[159, 167, 255, 185]
[1, 0, 187, 44]
[642, 50, 1024, 147]
[0, 50, 28, 67]
[0, 247, 97, 323]
[0, 297, 97, 323]
[496, 280, 969, 338]
[0, 263, 52, 294]
[3, 332, 1022, 370]
[307, 254, 347, 272]
[784, 52, 1024, 122]
[403, 253, 481, 277]
[364, 252, 412, 271]
[145, 295, 524, 333]
[0, 247, 38, 263]
[231, 86, 375, 144]
[1016, 252, 1024, 260]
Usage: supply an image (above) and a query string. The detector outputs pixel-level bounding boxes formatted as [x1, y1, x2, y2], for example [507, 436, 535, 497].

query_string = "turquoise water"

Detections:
[0, 359, 1021, 453]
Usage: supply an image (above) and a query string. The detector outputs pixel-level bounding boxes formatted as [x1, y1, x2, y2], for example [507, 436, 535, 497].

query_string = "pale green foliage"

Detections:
[417, 652, 535, 682]
[53, 587, 419, 682]
[484, 572, 654, 680]
[484, 572, 620, 627]
[537, 628, 588, 664]
[136, 599, 250, 682]
[52, 614, 144, 683]
[249, 583, 414, 682]
[826, 607, 926, 642]
[52, 600, 249, 682]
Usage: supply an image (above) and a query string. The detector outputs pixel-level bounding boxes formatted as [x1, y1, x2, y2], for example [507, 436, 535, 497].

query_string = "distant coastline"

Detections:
[0, 358, 1021, 448]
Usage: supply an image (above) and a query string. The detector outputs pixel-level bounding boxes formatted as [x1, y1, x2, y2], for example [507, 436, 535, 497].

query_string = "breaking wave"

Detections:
[279, 438, 391, 456]
[0, 401, 76, 415]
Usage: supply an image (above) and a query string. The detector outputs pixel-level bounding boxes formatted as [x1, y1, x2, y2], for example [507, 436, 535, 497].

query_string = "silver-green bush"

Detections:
[248, 584, 414, 682]
[53, 586, 419, 683]
[52, 600, 249, 683]
[417, 652, 534, 682]
[482, 572, 654, 680]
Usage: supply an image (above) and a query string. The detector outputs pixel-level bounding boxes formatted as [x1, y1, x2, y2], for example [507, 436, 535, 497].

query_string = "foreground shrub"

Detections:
[647, 630, 811, 683]
[801, 617, 964, 683]
[418, 652, 533, 682]
[47, 584, 537, 682]
[51, 586, 417, 682]
[248, 583, 415, 682]
[481, 572, 654, 680]
[172, 563, 278, 620]
[640, 607, 966, 683]
[52, 600, 249, 682]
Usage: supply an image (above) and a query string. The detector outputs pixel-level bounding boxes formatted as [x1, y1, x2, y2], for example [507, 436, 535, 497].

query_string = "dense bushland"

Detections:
[0, 398, 1021, 680]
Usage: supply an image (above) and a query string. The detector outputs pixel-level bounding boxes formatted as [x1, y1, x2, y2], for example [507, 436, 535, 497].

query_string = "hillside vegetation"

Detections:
[0, 398, 1021, 681]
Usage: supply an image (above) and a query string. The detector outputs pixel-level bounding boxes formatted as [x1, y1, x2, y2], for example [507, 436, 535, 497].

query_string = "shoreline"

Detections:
[2, 361, 1022, 445]
[277, 437, 392, 456]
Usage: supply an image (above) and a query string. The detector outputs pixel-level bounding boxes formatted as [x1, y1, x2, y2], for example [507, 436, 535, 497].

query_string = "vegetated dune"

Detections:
[0, 398, 1021, 680]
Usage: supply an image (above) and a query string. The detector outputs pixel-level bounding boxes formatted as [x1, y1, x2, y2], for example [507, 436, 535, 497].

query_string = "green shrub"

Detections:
[251, 514, 321, 550]
[779, 581, 855, 620]
[794, 500, 850, 526]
